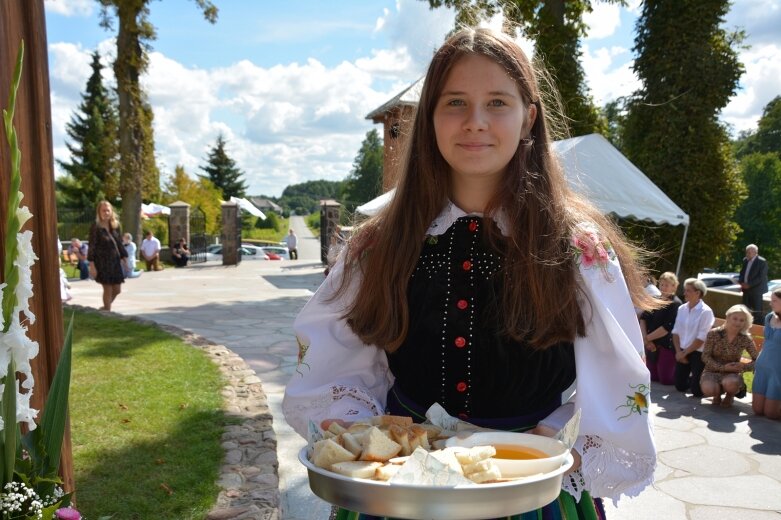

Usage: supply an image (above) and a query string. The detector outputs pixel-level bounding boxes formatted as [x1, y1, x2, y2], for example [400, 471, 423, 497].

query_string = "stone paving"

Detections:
[64, 216, 781, 519]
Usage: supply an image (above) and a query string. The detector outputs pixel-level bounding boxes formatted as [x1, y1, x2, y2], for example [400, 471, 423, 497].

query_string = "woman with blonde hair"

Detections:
[88, 200, 128, 311]
[640, 272, 682, 385]
[701, 304, 759, 407]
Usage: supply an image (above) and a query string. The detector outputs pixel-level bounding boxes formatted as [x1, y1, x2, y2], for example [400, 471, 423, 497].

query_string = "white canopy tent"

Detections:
[141, 202, 170, 217]
[356, 133, 690, 275]
[230, 196, 266, 220]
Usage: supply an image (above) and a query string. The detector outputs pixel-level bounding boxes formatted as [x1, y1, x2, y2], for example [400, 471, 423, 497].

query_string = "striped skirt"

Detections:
[330, 490, 606, 520]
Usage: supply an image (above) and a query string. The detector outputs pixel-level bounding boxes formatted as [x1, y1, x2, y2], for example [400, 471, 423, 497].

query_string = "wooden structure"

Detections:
[365, 78, 423, 191]
[0, 1, 73, 492]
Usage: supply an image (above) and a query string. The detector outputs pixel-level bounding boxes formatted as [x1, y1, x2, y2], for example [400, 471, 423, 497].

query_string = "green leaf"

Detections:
[2, 359, 18, 484]
[40, 313, 75, 478]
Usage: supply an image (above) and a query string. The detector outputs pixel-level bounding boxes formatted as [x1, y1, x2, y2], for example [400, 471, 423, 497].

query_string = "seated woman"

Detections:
[701, 304, 759, 407]
[172, 238, 190, 267]
[753, 288, 781, 420]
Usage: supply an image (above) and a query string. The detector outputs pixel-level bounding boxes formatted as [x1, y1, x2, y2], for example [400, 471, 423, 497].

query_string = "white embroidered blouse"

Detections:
[282, 202, 656, 503]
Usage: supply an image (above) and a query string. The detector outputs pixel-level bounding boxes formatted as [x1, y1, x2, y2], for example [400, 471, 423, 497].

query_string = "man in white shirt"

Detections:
[672, 278, 715, 397]
[140, 231, 162, 271]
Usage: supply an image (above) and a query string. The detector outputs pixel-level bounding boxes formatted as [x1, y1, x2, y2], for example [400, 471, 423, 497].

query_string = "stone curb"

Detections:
[65, 304, 280, 520]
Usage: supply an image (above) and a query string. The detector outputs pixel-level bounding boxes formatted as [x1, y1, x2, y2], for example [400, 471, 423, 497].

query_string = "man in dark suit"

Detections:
[739, 244, 769, 323]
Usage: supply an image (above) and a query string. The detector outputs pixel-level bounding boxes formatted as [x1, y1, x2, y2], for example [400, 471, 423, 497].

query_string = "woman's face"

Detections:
[726, 311, 746, 334]
[99, 203, 113, 222]
[683, 284, 701, 304]
[433, 54, 535, 196]
[771, 293, 781, 313]
[659, 279, 677, 296]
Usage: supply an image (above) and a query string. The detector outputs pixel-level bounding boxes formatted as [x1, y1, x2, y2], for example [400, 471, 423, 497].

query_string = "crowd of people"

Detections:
[641, 267, 779, 420]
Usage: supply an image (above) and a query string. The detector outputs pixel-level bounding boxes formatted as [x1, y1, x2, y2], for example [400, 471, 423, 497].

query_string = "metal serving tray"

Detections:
[299, 448, 574, 520]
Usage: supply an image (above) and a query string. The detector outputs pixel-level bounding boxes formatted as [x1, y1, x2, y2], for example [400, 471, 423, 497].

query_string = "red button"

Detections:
[458, 412, 469, 420]
[462, 260, 472, 271]
[468, 221, 478, 232]
[457, 299, 468, 310]
[454, 336, 466, 348]
[456, 381, 467, 392]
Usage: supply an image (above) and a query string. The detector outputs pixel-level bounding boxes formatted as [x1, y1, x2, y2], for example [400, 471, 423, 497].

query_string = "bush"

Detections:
[254, 212, 280, 231]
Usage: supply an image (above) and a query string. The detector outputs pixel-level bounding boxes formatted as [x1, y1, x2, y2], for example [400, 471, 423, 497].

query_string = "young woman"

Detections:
[753, 288, 781, 419]
[700, 304, 758, 407]
[284, 28, 657, 517]
[88, 200, 127, 311]
[640, 272, 682, 385]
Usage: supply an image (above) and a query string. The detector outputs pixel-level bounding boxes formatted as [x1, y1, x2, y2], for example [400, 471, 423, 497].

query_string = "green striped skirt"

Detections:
[330, 489, 606, 520]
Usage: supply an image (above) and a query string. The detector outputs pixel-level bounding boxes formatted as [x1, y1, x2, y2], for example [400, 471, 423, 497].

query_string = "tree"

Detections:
[56, 51, 120, 209]
[734, 95, 781, 158]
[427, 0, 613, 136]
[621, 0, 745, 276]
[199, 134, 248, 199]
[342, 129, 383, 205]
[162, 165, 223, 235]
[280, 180, 346, 214]
[98, 0, 217, 245]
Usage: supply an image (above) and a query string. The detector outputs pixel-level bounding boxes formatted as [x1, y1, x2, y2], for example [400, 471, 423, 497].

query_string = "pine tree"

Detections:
[342, 129, 383, 205]
[56, 50, 119, 209]
[199, 134, 248, 199]
[622, 0, 745, 276]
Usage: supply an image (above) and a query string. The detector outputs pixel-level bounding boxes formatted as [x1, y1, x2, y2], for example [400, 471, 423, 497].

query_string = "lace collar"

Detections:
[425, 200, 511, 237]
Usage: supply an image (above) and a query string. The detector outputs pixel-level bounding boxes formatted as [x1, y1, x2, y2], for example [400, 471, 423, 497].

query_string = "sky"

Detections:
[43, 0, 781, 198]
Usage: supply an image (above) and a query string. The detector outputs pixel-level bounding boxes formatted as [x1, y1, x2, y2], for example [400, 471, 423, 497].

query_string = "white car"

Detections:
[206, 245, 269, 261]
[260, 245, 290, 260]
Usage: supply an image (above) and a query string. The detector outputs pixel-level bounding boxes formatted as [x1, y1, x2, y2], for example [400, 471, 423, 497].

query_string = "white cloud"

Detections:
[44, 0, 94, 17]
[580, 45, 638, 105]
[583, 3, 622, 40]
[723, 43, 781, 133]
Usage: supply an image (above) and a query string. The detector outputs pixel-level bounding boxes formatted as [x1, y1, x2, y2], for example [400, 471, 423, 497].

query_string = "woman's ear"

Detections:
[525, 103, 538, 135]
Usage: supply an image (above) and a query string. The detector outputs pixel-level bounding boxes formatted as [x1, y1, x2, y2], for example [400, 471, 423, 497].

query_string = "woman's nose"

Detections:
[463, 106, 487, 131]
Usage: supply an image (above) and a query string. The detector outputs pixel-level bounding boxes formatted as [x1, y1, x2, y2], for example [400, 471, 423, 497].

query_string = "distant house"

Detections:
[249, 197, 283, 214]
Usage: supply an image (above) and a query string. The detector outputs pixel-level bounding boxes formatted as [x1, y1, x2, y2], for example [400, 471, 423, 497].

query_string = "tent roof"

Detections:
[365, 77, 424, 122]
[357, 133, 689, 227]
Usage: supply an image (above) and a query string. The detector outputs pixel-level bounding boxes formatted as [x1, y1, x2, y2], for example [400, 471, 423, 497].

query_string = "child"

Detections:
[284, 27, 657, 517]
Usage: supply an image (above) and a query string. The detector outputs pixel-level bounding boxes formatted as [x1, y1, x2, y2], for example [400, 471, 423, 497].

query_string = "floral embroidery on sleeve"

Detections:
[615, 383, 649, 419]
[295, 335, 310, 375]
[572, 225, 616, 279]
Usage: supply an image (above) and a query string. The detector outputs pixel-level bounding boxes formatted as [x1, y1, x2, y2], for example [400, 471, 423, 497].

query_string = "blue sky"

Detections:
[44, 0, 781, 197]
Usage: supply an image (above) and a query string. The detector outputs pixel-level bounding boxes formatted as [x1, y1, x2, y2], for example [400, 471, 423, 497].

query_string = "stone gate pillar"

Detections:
[320, 200, 341, 264]
[168, 201, 190, 248]
[221, 201, 240, 266]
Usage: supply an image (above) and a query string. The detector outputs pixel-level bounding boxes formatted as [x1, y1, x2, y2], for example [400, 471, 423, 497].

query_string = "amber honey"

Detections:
[492, 444, 548, 460]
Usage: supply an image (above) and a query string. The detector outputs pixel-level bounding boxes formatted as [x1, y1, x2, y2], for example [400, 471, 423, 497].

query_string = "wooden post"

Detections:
[0, 0, 74, 494]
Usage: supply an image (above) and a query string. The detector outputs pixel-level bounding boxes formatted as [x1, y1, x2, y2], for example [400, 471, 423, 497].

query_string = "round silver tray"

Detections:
[299, 447, 574, 520]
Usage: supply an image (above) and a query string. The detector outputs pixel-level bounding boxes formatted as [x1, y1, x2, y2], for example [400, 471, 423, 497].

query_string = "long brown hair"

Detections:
[338, 27, 655, 352]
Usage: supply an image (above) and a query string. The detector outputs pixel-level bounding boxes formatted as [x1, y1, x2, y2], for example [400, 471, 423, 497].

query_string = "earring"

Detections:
[520, 138, 534, 146]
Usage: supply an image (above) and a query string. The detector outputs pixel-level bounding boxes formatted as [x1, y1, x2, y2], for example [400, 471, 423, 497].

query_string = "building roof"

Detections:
[249, 197, 283, 213]
[365, 77, 424, 122]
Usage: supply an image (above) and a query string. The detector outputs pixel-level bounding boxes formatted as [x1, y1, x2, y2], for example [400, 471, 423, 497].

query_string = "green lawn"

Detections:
[68, 309, 228, 519]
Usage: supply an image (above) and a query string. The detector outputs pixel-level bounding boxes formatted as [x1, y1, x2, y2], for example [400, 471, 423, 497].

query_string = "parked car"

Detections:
[206, 245, 269, 261]
[260, 245, 290, 260]
[716, 279, 781, 299]
[697, 272, 739, 288]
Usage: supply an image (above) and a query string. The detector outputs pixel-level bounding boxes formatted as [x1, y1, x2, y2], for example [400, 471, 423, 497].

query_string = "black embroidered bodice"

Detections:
[387, 216, 576, 420]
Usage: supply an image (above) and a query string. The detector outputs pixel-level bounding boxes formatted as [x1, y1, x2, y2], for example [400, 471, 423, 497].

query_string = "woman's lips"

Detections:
[458, 142, 492, 151]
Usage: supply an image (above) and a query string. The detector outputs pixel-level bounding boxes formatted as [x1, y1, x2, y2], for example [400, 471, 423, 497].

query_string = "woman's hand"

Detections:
[645, 342, 657, 353]
[676, 350, 689, 363]
[88, 263, 97, 279]
[529, 424, 581, 474]
[725, 362, 744, 373]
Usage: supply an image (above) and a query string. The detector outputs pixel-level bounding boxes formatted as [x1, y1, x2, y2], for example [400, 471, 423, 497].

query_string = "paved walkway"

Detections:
[65, 216, 781, 519]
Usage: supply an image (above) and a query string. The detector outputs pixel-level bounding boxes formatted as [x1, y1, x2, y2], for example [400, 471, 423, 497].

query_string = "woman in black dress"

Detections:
[88, 200, 128, 311]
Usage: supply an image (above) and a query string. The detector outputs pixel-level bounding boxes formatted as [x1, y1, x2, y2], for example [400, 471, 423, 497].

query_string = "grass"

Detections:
[242, 216, 289, 243]
[68, 309, 228, 519]
[305, 213, 319, 237]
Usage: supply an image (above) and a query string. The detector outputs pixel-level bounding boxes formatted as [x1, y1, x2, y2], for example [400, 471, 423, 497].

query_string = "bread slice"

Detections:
[467, 465, 502, 483]
[462, 459, 494, 475]
[330, 461, 382, 478]
[327, 422, 347, 436]
[389, 424, 413, 456]
[429, 448, 464, 475]
[359, 426, 402, 462]
[454, 445, 496, 465]
[341, 432, 363, 457]
[370, 415, 414, 428]
[312, 438, 358, 469]
[409, 425, 430, 451]
[375, 463, 401, 481]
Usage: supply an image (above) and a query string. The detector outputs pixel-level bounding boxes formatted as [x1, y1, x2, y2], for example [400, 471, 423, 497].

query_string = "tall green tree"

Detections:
[621, 0, 745, 276]
[734, 95, 781, 158]
[199, 134, 248, 199]
[342, 129, 383, 205]
[56, 51, 119, 209]
[280, 180, 346, 214]
[427, 0, 613, 136]
[98, 0, 217, 244]
[162, 165, 223, 235]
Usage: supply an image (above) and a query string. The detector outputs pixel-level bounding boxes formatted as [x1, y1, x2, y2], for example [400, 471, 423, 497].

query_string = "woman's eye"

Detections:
[488, 99, 507, 107]
[445, 98, 465, 106]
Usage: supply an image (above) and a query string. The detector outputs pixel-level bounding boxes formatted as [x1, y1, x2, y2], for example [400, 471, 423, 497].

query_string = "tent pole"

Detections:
[675, 224, 689, 278]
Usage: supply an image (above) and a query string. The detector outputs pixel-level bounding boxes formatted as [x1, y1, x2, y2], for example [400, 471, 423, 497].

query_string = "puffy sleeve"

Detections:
[564, 225, 656, 503]
[282, 254, 394, 438]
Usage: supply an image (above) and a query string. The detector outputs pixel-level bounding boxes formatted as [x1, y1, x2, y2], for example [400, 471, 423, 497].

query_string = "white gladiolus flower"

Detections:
[13, 230, 37, 325]
[16, 205, 32, 227]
